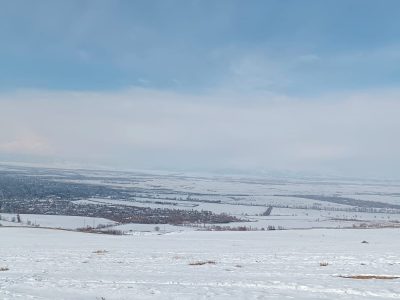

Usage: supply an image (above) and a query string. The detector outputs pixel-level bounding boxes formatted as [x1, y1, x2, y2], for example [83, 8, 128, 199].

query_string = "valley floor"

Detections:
[1, 227, 400, 299]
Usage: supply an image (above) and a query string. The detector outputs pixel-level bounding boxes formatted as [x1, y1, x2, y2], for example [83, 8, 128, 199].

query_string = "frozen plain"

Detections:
[1, 227, 400, 300]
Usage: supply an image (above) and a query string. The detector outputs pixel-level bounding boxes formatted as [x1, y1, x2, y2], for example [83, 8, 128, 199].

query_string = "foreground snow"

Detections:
[1, 228, 400, 299]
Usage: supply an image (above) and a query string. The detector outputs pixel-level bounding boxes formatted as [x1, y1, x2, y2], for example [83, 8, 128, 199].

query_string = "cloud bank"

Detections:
[1, 88, 399, 178]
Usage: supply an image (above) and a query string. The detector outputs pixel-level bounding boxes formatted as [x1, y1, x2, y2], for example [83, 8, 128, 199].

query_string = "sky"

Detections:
[1, 0, 400, 178]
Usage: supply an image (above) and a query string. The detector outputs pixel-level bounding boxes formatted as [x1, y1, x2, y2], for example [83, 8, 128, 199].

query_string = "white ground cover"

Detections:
[0, 214, 116, 230]
[1, 227, 400, 299]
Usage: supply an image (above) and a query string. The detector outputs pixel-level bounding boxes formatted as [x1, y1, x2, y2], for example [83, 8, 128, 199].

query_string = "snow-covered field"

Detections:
[1, 227, 400, 300]
[2, 164, 400, 231]
[1, 166, 400, 298]
[0, 214, 116, 230]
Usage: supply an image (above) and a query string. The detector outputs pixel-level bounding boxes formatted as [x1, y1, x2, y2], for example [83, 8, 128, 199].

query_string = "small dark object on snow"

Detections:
[262, 206, 273, 216]
[361, 240, 369, 244]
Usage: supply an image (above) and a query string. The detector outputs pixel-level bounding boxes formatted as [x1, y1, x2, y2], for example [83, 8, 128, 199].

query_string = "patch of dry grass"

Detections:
[339, 275, 400, 280]
[93, 250, 108, 254]
[189, 260, 216, 266]
[172, 255, 185, 260]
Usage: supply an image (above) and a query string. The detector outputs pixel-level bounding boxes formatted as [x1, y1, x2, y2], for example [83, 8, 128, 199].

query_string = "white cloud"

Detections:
[0, 88, 399, 178]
